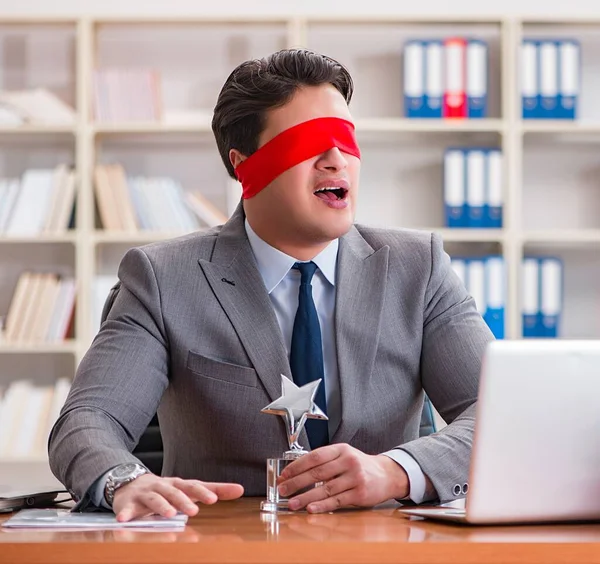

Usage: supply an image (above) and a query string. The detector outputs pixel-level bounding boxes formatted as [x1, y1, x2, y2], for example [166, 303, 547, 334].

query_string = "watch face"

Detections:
[113, 463, 139, 479]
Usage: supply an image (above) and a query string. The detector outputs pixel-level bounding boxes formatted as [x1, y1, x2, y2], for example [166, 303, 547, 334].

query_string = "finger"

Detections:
[305, 490, 357, 514]
[202, 482, 245, 500]
[278, 458, 347, 497]
[279, 446, 341, 481]
[140, 491, 178, 518]
[288, 475, 353, 511]
[172, 480, 243, 503]
[116, 500, 152, 522]
[153, 482, 199, 516]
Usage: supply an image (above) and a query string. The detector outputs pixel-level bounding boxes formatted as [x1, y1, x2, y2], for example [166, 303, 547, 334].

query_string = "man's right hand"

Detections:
[112, 474, 244, 522]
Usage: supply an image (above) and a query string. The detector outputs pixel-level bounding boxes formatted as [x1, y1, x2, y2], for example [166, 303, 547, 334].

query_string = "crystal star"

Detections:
[262, 375, 328, 452]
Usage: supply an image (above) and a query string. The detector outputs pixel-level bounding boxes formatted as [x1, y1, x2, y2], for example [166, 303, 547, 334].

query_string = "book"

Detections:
[0, 88, 75, 125]
[185, 191, 228, 227]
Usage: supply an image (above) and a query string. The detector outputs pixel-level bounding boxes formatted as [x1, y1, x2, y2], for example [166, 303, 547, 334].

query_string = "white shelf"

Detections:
[92, 122, 212, 135]
[433, 229, 506, 243]
[92, 118, 506, 136]
[523, 230, 600, 245]
[356, 118, 506, 133]
[0, 341, 79, 355]
[0, 125, 77, 134]
[0, 456, 50, 463]
[0, 233, 77, 244]
[92, 230, 198, 244]
[521, 121, 600, 134]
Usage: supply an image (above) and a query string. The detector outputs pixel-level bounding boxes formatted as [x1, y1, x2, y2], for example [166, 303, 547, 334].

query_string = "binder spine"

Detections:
[450, 258, 467, 288]
[424, 40, 443, 118]
[484, 256, 505, 339]
[466, 149, 486, 228]
[540, 257, 563, 338]
[443, 38, 467, 118]
[558, 39, 579, 120]
[404, 40, 425, 118]
[485, 149, 503, 228]
[522, 257, 540, 337]
[521, 40, 539, 119]
[467, 258, 487, 318]
[466, 39, 488, 118]
[444, 149, 467, 227]
[540, 41, 559, 118]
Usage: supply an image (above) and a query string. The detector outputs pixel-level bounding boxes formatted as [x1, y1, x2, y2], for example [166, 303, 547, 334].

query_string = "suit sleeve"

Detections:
[48, 247, 169, 506]
[396, 232, 494, 502]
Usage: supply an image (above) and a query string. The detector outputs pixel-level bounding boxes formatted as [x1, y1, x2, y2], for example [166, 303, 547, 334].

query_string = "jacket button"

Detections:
[453, 484, 461, 496]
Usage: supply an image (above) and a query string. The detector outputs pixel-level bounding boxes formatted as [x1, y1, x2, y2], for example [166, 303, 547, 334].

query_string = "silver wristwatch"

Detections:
[104, 463, 149, 507]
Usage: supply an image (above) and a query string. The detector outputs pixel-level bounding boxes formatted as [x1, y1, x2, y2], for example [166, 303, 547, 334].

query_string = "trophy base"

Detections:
[259, 499, 295, 513]
[261, 451, 323, 513]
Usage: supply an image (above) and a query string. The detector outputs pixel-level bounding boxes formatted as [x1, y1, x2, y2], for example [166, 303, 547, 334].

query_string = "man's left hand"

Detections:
[276, 444, 410, 514]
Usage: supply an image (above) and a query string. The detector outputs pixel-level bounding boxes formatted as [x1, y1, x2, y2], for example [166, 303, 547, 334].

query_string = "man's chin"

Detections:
[316, 216, 354, 241]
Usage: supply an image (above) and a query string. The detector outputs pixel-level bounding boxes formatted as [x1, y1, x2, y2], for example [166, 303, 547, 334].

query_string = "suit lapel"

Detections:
[331, 227, 389, 444]
[198, 205, 310, 447]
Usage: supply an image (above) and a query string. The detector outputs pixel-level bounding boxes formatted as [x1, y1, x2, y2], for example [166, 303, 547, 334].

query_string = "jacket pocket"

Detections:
[186, 350, 258, 388]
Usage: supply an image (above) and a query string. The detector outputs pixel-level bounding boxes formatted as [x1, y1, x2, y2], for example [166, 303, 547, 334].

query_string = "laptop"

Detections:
[399, 340, 600, 525]
[0, 486, 69, 513]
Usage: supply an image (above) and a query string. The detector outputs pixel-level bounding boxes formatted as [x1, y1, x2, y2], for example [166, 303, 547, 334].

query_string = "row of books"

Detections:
[404, 38, 488, 119]
[444, 148, 502, 228]
[0, 165, 76, 236]
[0, 378, 71, 459]
[1, 273, 76, 344]
[521, 40, 580, 120]
[93, 68, 162, 123]
[95, 164, 227, 232]
[0, 88, 76, 126]
[450, 256, 563, 339]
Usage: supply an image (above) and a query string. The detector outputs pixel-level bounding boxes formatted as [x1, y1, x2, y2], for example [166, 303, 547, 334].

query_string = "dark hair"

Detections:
[211, 48, 354, 179]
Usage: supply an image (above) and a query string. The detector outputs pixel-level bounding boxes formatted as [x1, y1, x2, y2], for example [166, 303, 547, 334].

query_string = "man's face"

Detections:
[238, 84, 361, 252]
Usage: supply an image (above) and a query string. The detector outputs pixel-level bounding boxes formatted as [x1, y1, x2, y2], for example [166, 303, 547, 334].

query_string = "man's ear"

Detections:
[229, 148, 247, 171]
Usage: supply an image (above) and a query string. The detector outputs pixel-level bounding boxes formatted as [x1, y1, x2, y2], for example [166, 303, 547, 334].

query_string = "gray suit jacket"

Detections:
[49, 205, 493, 507]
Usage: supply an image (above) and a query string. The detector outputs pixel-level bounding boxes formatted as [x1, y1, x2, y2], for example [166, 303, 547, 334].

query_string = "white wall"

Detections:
[1, 0, 600, 18]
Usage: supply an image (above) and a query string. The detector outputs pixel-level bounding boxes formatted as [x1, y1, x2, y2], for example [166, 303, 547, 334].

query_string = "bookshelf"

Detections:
[0, 14, 599, 466]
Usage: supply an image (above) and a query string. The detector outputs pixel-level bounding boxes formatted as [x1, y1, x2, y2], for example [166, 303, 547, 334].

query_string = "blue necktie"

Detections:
[289, 261, 329, 449]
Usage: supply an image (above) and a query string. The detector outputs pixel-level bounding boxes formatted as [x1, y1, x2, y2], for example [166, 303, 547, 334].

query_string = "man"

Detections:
[49, 49, 493, 522]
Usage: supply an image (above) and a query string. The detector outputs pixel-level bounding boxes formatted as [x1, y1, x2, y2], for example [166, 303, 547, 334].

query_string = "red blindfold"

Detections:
[234, 117, 361, 199]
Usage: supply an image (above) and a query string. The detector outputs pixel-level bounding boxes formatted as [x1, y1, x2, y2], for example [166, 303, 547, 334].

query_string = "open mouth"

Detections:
[313, 187, 348, 201]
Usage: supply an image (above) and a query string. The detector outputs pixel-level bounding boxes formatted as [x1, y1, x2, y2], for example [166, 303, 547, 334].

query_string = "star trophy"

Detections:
[260, 374, 328, 512]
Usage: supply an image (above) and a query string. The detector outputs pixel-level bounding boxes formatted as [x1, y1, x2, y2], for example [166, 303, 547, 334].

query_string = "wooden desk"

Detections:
[2, 498, 600, 563]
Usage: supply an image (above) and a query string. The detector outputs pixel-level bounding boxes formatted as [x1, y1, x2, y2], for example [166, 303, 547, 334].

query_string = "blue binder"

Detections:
[539, 40, 559, 118]
[484, 149, 503, 228]
[450, 257, 467, 289]
[466, 258, 487, 322]
[557, 39, 580, 120]
[522, 257, 541, 337]
[539, 257, 563, 338]
[423, 40, 443, 118]
[466, 149, 486, 228]
[483, 256, 505, 339]
[466, 39, 488, 118]
[521, 40, 539, 119]
[444, 149, 467, 227]
[404, 40, 425, 118]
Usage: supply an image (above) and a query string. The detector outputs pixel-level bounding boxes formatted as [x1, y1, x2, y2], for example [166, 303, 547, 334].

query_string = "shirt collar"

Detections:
[244, 219, 338, 294]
